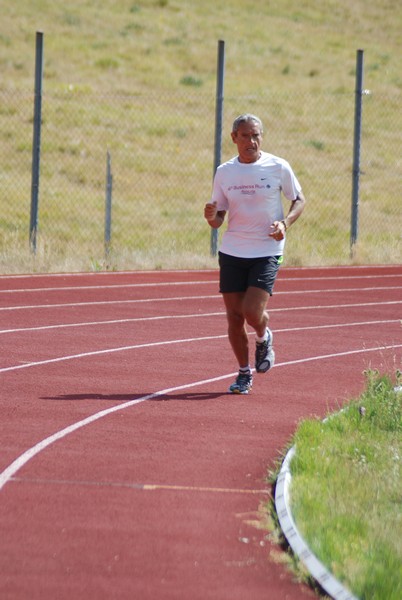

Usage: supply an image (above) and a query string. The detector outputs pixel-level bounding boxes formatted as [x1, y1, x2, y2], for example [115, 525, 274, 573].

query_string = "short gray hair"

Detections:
[232, 113, 263, 133]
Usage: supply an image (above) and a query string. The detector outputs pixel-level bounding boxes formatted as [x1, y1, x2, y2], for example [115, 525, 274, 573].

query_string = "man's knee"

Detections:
[243, 306, 268, 329]
[226, 309, 245, 332]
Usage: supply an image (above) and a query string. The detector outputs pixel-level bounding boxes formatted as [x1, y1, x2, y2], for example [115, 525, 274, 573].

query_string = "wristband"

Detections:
[281, 219, 288, 231]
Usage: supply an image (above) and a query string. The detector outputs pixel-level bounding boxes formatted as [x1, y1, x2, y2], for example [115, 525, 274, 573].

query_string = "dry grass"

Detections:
[1, 0, 401, 272]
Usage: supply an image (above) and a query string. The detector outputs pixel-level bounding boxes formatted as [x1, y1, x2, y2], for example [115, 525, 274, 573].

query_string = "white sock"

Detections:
[256, 329, 268, 344]
[239, 366, 251, 374]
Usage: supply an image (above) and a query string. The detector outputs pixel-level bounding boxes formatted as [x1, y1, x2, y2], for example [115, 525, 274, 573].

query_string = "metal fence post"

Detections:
[210, 39, 225, 257]
[29, 31, 44, 254]
[104, 150, 113, 265]
[350, 49, 364, 255]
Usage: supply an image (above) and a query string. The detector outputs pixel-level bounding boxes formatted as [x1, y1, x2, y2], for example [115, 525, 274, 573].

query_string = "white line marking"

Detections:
[0, 294, 218, 311]
[0, 334, 228, 372]
[274, 300, 401, 312]
[1, 320, 401, 372]
[1, 295, 401, 312]
[0, 281, 218, 294]
[0, 299, 400, 342]
[0, 272, 400, 292]
[0, 373, 235, 492]
[0, 269, 216, 280]
[0, 264, 398, 282]
[1, 316, 401, 373]
[0, 344, 400, 492]
[0, 316, 399, 337]
[0, 312, 225, 334]
[275, 344, 402, 368]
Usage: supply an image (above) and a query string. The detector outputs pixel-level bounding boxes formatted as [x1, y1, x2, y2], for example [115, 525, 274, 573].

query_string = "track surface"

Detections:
[1, 265, 401, 600]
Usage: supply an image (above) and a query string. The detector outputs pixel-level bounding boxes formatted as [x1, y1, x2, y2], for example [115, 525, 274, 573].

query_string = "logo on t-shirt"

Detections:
[228, 182, 271, 195]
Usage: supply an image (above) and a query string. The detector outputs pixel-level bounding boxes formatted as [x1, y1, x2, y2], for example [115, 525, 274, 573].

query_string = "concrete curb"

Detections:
[275, 445, 358, 600]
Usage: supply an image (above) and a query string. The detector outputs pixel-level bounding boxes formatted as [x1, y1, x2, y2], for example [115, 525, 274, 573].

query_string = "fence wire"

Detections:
[0, 86, 400, 272]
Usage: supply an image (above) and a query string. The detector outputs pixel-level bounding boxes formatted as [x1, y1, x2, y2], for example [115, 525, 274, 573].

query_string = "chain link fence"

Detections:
[1, 83, 401, 272]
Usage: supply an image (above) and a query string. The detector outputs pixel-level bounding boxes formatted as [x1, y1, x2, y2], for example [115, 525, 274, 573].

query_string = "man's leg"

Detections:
[223, 291, 254, 394]
[222, 291, 249, 368]
[242, 286, 270, 337]
[243, 286, 274, 373]
[243, 254, 280, 373]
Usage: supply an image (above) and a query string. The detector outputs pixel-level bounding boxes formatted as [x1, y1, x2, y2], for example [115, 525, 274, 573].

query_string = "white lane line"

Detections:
[1, 344, 400, 493]
[278, 319, 400, 333]
[0, 294, 218, 311]
[0, 281, 218, 294]
[0, 334, 228, 373]
[1, 320, 400, 372]
[1, 294, 401, 312]
[0, 269, 216, 281]
[0, 272, 400, 292]
[0, 372, 236, 492]
[274, 344, 402, 369]
[0, 312, 225, 334]
[0, 315, 399, 337]
[0, 264, 398, 282]
[0, 319, 400, 373]
[271, 300, 401, 312]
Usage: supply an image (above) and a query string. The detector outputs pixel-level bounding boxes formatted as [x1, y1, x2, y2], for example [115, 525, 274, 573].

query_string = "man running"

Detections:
[204, 113, 306, 394]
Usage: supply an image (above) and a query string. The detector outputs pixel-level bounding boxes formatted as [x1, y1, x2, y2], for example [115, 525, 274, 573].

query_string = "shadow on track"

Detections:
[41, 392, 227, 402]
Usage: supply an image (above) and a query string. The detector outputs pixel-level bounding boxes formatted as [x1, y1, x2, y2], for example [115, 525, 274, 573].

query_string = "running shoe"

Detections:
[255, 328, 275, 373]
[229, 371, 253, 395]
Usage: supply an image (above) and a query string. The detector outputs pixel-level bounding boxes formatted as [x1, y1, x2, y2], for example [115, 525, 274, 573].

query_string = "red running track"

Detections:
[0, 265, 401, 600]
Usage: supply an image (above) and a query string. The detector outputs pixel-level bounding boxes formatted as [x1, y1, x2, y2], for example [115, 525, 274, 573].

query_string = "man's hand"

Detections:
[204, 201, 218, 222]
[269, 220, 286, 241]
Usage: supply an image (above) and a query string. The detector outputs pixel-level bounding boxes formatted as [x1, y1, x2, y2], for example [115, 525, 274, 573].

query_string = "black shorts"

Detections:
[219, 252, 283, 296]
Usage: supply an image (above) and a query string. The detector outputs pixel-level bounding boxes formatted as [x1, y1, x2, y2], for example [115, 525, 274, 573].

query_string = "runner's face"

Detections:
[231, 121, 263, 163]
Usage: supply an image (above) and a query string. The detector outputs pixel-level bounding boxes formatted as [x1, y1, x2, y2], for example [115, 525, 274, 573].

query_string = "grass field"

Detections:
[268, 371, 401, 599]
[1, 0, 401, 272]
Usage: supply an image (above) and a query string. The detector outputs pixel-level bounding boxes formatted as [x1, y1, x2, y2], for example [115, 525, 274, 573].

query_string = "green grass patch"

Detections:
[269, 371, 402, 599]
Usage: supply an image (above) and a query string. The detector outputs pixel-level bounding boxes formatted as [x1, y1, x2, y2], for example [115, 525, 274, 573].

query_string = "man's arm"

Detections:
[204, 201, 226, 229]
[269, 191, 306, 240]
[282, 191, 306, 229]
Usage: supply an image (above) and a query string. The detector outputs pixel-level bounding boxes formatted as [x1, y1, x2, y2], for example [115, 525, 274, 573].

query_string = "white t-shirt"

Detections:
[211, 151, 302, 258]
